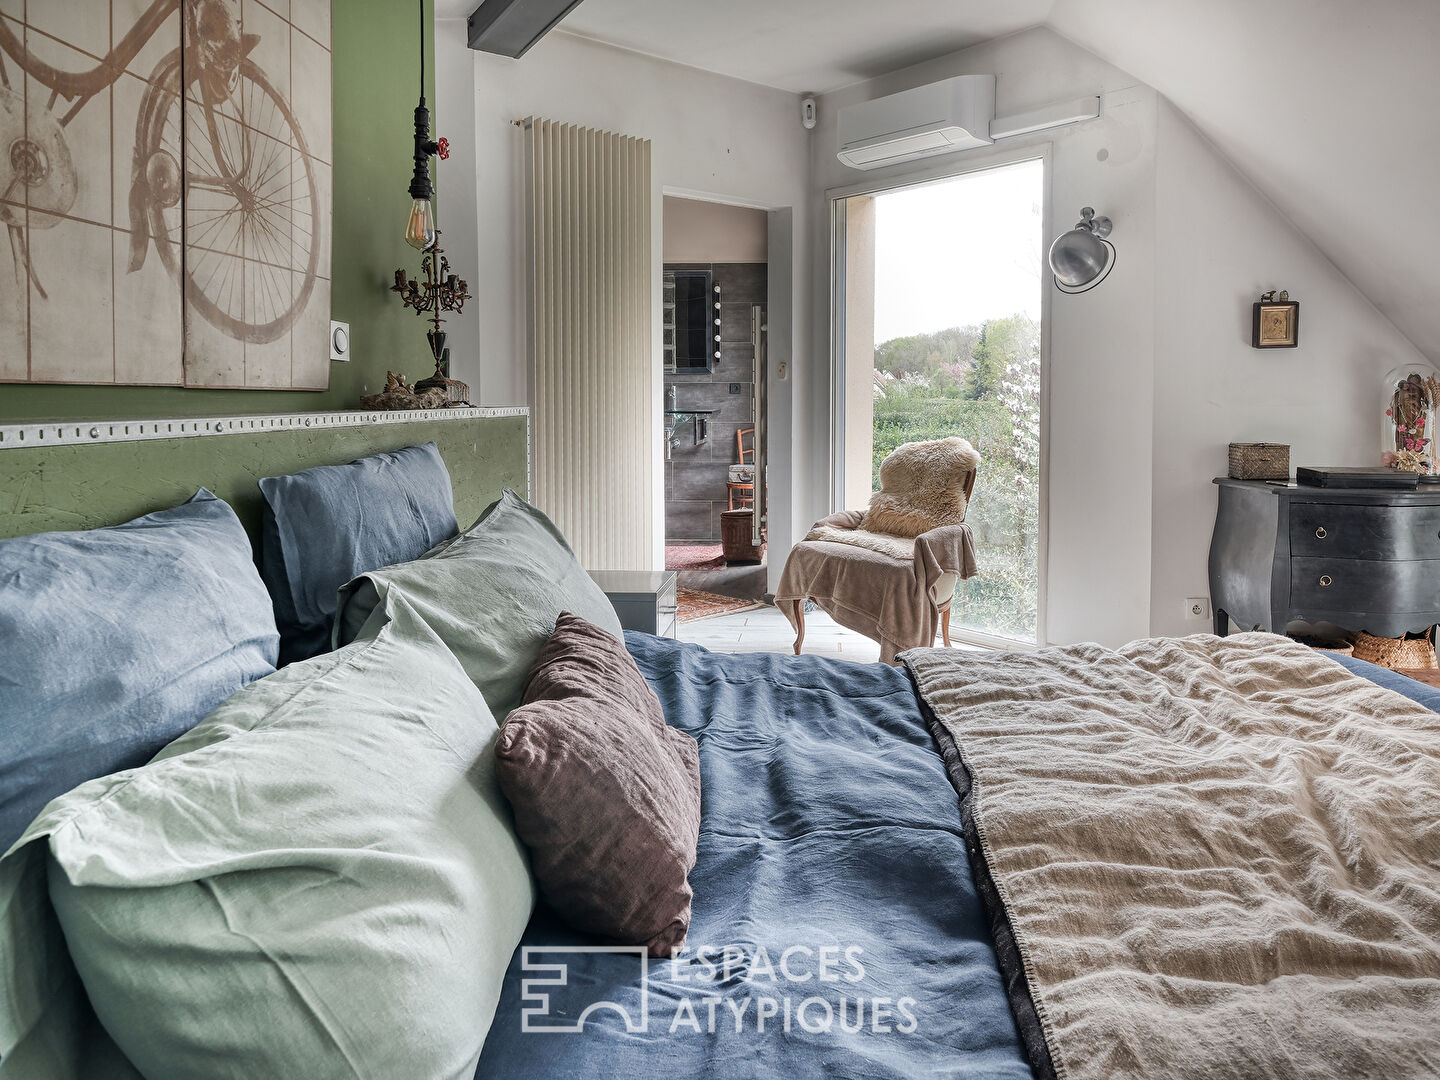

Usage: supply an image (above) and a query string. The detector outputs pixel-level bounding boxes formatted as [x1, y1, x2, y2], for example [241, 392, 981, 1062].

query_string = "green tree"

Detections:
[871, 313, 1042, 641]
[874, 325, 981, 382]
[965, 314, 1038, 400]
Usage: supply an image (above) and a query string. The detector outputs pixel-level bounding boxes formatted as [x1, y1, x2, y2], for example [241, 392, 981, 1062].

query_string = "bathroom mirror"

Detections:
[666, 269, 714, 372]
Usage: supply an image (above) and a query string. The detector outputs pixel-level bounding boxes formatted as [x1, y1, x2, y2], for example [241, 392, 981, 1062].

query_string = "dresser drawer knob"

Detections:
[1319, 574, 1333, 587]
[1315, 526, 1327, 539]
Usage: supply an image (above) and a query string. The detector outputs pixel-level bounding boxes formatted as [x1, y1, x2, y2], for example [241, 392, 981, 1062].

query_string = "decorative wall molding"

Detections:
[0, 407, 530, 451]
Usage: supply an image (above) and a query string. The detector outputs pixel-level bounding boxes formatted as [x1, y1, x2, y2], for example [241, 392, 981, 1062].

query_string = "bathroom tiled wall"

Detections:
[664, 262, 766, 541]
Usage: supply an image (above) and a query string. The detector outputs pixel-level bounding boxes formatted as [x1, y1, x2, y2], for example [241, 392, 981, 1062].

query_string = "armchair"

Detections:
[775, 437, 980, 663]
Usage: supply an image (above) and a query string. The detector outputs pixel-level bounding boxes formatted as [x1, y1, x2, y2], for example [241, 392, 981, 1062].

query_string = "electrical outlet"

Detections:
[1185, 597, 1211, 620]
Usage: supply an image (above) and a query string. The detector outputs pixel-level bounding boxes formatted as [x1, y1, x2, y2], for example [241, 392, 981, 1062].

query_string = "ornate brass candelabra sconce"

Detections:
[391, 233, 473, 404]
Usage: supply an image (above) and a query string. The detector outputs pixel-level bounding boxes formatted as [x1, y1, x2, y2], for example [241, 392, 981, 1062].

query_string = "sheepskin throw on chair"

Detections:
[776, 437, 981, 663]
[860, 437, 981, 537]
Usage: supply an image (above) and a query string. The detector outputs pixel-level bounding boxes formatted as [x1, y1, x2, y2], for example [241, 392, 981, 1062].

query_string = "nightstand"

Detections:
[588, 570, 678, 638]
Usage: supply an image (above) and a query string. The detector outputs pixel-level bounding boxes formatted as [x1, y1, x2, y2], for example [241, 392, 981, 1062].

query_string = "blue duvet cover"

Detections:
[475, 638, 1440, 1080]
[1331, 652, 1440, 711]
[475, 634, 1033, 1079]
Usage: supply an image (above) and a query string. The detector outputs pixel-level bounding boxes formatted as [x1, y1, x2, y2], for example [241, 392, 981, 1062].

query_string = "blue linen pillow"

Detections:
[0, 489, 278, 854]
[333, 489, 623, 721]
[259, 441, 458, 665]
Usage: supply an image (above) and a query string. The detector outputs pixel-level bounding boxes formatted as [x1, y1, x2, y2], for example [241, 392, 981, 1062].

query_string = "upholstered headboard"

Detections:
[0, 408, 530, 544]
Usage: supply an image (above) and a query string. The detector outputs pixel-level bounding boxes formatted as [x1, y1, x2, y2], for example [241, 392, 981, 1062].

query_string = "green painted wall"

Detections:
[0, 415, 527, 543]
[0, 0, 437, 423]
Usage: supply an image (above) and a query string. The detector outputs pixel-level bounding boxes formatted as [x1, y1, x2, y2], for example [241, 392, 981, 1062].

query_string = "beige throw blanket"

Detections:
[904, 632, 1440, 1080]
[776, 510, 978, 663]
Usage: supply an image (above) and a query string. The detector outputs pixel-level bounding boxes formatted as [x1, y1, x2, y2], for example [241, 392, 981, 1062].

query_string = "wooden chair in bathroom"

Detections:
[727, 427, 755, 510]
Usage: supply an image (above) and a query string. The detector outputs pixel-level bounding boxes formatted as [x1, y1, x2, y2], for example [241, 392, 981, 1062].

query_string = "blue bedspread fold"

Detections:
[475, 634, 1032, 1079]
[1330, 652, 1440, 711]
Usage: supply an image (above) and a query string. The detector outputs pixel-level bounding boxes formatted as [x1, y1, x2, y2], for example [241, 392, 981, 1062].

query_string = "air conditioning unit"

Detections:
[837, 75, 995, 170]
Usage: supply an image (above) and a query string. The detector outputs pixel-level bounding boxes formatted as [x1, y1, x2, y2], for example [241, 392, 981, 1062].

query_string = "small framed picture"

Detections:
[1252, 296, 1300, 348]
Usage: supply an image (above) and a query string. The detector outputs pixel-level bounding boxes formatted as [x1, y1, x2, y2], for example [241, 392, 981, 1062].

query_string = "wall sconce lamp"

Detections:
[404, 0, 450, 250]
[1048, 207, 1115, 294]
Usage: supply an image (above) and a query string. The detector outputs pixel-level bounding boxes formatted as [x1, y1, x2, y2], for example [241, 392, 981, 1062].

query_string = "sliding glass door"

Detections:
[832, 157, 1045, 644]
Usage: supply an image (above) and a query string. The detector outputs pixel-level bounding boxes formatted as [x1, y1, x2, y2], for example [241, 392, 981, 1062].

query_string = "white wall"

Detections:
[436, 18, 1427, 638]
[1051, 0, 1440, 368]
[1148, 99, 1428, 636]
[807, 26, 1426, 646]
[811, 28, 1159, 647]
[435, 25, 811, 575]
[663, 198, 769, 263]
[435, 20, 481, 390]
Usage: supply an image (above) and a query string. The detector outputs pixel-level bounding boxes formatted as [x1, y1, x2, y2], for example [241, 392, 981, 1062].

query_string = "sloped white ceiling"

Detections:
[555, 0, 1052, 93]
[452, 0, 1439, 360]
[1049, 0, 1440, 363]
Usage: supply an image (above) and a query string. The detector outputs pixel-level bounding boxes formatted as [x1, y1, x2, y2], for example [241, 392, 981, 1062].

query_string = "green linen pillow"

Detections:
[334, 488, 623, 720]
[0, 595, 534, 1080]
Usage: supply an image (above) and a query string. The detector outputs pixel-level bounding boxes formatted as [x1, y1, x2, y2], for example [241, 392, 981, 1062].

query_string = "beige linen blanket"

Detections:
[776, 510, 978, 663]
[904, 632, 1440, 1080]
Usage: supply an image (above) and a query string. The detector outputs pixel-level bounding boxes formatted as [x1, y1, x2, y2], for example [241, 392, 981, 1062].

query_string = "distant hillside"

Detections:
[874, 326, 981, 382]
[874, 315, 1038, 401]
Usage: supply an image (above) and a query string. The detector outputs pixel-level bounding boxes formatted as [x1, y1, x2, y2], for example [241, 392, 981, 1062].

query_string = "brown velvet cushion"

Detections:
[494, 613, 701, 956]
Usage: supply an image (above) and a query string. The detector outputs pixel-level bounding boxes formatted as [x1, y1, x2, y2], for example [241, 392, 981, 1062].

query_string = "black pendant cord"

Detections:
[409, 0, 438, 203]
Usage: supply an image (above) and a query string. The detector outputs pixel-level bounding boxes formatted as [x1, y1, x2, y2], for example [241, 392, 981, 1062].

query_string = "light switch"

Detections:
[330, 321, 350, 362]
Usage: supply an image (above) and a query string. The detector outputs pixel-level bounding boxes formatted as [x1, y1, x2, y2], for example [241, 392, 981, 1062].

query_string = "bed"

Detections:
[477, 635, 1034, 1079]
[471, 632, 1440, 1080]
[2, 428, 1439, 1080]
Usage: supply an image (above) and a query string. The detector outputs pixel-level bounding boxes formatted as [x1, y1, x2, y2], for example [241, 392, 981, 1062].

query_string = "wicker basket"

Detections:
[721, 509, 764, 565]
[1351, 627, 1438, 670]
[1294, 635, 1354, 656]
[1228, 442, 1290, 480]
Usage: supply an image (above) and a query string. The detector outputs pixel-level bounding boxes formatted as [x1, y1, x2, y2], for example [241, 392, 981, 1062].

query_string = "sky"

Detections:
[871, 158, 1044, 344]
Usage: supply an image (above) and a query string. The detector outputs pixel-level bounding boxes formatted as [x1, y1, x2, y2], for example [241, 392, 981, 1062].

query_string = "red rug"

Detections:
[677, 588, 768, 624]
[666, 543, 725, 572]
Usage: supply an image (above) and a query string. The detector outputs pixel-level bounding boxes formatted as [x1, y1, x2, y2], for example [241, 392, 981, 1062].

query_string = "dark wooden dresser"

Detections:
[1209, 478, 1440, 637]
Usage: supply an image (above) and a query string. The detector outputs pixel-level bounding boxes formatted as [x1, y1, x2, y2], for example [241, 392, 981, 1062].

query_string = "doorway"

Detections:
[661, 196, 769, 621]
[832, 157, 1045, 644]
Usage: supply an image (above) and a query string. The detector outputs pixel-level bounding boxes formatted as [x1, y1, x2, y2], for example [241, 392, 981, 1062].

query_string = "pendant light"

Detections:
[405, 0, 448, 250]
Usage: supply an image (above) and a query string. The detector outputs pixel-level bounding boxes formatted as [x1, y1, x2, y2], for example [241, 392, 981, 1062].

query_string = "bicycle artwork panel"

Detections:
[0, 0, 331, 390]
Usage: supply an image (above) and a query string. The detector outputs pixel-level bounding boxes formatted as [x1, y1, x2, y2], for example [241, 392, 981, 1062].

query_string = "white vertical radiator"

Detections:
[523, 118, 654, 570]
